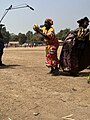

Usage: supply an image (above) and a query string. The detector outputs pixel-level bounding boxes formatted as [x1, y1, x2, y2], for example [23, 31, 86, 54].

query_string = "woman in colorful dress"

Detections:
[33, 18, 59, 75]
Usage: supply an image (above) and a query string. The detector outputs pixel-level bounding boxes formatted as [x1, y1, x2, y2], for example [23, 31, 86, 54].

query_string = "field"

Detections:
[0, 46, 90, 120]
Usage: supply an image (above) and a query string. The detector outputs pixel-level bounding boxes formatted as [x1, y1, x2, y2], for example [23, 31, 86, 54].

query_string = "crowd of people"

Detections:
[0, 17, 90, 76]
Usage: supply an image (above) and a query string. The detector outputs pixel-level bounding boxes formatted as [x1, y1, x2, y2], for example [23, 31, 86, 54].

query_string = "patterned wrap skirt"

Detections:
[45, 44, 59, 67]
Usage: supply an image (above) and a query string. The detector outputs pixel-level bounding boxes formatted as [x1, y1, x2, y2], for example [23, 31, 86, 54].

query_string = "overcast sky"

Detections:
[0, 0, 90, 34]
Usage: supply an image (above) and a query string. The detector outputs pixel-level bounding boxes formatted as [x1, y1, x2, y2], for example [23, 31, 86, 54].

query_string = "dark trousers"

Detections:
[0, 49, 3, 65]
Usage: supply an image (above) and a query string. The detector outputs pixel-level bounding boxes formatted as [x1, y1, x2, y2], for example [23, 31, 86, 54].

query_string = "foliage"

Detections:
[18, 33, 27, 45]
[31, 33, 43, 42]
[56, 28, 70, 40]
[1, 27, 10, 44]
[26, 31, 33, 43]
[10, 33, 19, 41]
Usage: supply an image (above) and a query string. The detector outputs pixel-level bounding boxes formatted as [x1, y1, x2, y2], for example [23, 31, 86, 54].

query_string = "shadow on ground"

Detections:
[57, 70, 90, 77]
[0, 64, 21, 69]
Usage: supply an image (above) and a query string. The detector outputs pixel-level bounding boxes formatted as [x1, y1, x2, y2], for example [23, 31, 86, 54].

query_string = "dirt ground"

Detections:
[0, 46, 90, 120]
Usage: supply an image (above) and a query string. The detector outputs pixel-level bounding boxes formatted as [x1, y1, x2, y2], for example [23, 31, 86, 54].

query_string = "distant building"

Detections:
[7, 41, 20, 47]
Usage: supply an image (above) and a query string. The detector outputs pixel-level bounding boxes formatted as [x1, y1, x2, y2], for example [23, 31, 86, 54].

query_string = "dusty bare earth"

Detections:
[0, 46, 90, 120]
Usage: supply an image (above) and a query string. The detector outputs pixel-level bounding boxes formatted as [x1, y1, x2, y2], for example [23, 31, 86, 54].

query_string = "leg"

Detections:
[0, 49, 5, 66]
[48, 67, 54, 74]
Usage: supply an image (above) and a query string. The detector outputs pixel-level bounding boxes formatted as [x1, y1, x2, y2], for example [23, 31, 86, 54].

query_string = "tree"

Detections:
[18, 33, 27, 45]
[30, 33, 44, 44]
[10, 33, 19, 41]
[56, 28, 70, 40]
[26, 31, 33, 43]
[1, 27, 10, 44]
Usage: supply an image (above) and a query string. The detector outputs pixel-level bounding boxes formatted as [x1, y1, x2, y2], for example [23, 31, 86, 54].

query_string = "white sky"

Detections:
[0, 0, 90, 34]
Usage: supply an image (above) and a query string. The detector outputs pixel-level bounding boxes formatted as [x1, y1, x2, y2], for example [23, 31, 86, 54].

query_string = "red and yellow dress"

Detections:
[41, 26, 59, 67]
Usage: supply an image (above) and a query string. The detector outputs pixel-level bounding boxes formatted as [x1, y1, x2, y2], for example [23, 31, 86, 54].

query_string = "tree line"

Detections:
[1, 26, 70, 45]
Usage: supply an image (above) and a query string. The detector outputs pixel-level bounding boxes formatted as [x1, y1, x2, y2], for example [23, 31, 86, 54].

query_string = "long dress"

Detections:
[41, 26, 59, 67]
[60, 27, 90, 74]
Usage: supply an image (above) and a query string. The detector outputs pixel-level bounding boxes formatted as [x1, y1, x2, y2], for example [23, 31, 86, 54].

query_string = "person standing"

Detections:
[33, 18, 59, 75]
[60, 17, 90, 75]
[0, 24, 6, 66]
